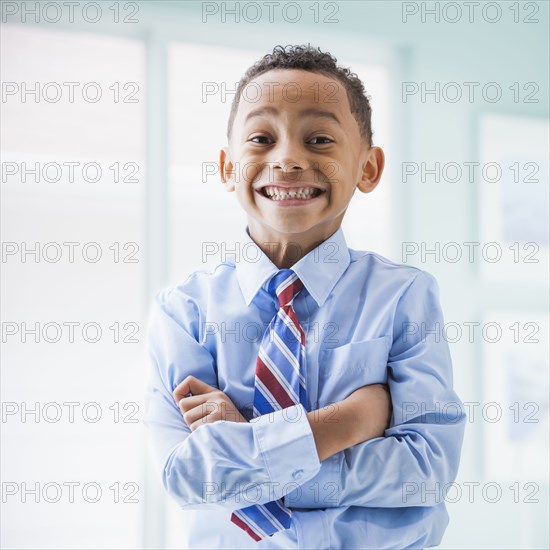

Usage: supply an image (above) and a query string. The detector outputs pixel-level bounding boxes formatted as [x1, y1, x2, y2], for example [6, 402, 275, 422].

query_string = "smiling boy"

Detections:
[220, 67, 383, 266]
[145, 45, 466, 549]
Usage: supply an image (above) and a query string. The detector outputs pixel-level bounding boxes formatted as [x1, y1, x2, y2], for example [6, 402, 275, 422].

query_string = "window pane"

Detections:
[1, 25, 145, 549]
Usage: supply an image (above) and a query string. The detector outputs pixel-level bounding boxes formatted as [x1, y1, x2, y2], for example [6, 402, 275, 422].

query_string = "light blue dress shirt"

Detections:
[144, 227, 466, 549]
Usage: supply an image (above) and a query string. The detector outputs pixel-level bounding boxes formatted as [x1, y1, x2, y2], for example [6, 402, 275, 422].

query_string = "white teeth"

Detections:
[262, 186, 320, 200]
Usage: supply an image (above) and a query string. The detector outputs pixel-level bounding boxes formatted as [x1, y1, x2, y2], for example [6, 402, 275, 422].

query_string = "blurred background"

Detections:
[1, 1, 548, 548]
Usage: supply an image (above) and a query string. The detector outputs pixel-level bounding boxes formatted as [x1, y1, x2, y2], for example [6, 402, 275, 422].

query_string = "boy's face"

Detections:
[220, 69, 384, 248]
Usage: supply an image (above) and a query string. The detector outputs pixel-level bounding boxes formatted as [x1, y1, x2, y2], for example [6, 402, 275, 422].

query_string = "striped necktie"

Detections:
[230, 269, 307, 541]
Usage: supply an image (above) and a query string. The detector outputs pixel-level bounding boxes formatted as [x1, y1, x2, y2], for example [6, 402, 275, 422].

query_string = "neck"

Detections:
[247, 222, 341, 268]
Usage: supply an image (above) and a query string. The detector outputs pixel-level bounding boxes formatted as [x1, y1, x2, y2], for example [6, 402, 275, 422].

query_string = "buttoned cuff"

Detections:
[284, 451, 343, 508]
[251, 404, 321, 498]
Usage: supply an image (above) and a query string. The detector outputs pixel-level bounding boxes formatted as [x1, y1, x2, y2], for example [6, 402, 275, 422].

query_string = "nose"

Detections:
[271, 139, 308, 174]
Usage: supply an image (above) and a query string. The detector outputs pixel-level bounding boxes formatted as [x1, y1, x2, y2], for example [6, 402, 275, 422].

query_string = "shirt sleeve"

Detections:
[143, 285, 321, 511]
[330, 270, 466, 508]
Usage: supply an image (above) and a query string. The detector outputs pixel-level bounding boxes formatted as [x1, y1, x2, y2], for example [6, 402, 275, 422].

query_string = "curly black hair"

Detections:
[227, 44, 374, 147]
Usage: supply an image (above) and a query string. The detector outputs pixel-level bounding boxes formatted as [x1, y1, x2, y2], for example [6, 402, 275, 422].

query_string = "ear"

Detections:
[357, 146, 385, 194]
[220, 147, 236, 192]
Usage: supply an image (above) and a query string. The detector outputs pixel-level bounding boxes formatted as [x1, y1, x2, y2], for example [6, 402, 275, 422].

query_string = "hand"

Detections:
[173, 375, 248, 431]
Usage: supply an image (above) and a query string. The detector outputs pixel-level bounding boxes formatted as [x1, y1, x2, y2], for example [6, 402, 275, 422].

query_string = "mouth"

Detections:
[257, 185, 326, 203]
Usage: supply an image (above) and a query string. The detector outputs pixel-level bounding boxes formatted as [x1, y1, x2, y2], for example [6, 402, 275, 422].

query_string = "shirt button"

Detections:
[292, 469, 304, 480]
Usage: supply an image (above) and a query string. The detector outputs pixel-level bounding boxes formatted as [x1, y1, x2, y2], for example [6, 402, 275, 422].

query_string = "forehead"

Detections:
[237, 69, 352, 120]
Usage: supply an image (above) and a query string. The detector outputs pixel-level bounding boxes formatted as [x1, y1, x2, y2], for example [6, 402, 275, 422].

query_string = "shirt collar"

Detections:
[235, 226, 350, 307]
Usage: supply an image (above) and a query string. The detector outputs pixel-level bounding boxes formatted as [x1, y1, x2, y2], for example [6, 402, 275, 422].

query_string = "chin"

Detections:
[266, 219, 321, 236]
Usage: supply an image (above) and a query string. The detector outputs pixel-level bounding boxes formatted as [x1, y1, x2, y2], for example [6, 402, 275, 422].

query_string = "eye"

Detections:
[248, 135, 274, 145]
[308, 136, 334, 145]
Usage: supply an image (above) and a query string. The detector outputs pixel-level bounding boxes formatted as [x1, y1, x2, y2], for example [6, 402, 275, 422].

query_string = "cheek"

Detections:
[322, 159, 347, 187]
[236, 159, 263, 187]
[328, 179, 356, 207]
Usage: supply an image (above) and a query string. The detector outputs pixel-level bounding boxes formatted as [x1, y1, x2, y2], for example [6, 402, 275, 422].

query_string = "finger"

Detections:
[173, 375, 217, 402]
[189, 410, 221, 432]
[183, 402, 219, 426]
[178, 394, 215, 415]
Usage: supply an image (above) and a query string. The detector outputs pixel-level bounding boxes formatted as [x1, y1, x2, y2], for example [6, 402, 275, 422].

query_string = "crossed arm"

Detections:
[145, 272, 466, 511]
[174, 375, 392, 463]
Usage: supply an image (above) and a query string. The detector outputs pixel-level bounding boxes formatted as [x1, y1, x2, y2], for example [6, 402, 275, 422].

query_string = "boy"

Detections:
[144, 45, 466, 549]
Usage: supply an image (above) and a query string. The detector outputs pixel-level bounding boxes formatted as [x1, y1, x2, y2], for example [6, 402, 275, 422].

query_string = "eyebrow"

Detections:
[245, 106, 341, 125]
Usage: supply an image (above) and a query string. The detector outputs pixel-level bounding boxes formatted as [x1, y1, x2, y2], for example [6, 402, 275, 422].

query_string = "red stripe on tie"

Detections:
[230, 513, 262, 542]
[277, 279, 303, 307]
[285, 306, 305, 346]
[256, 357, 295, 409]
